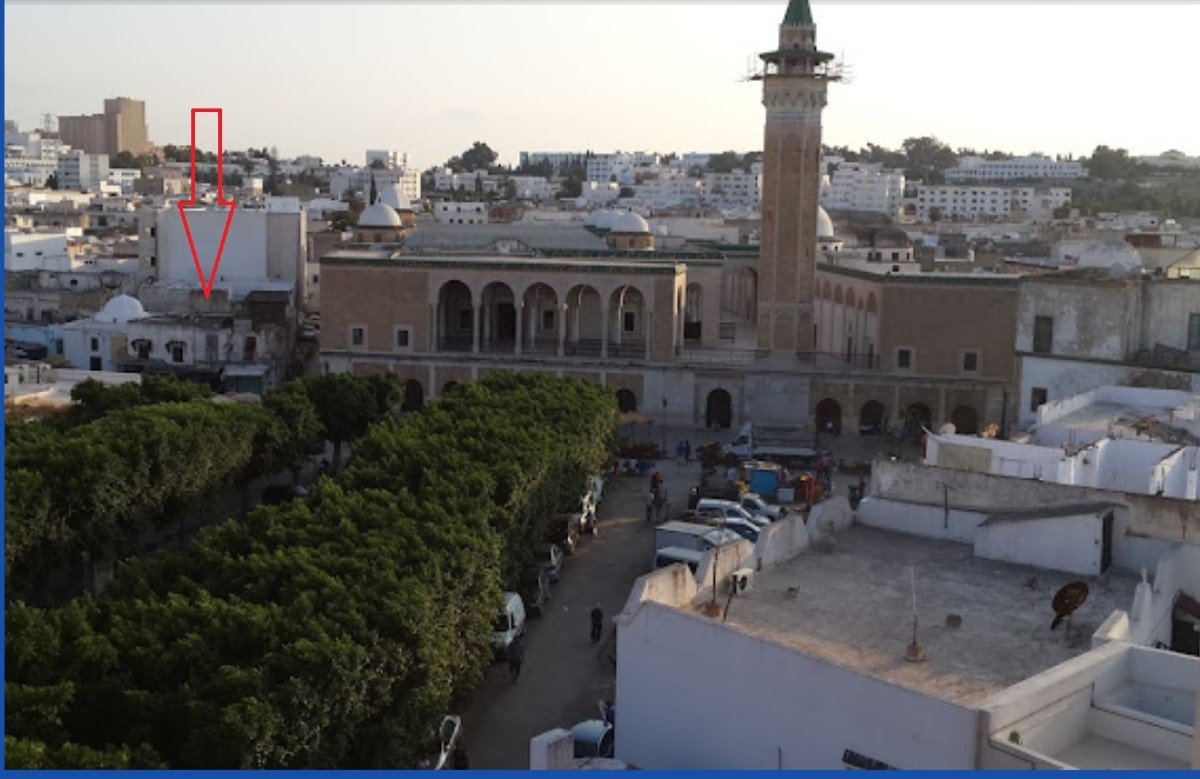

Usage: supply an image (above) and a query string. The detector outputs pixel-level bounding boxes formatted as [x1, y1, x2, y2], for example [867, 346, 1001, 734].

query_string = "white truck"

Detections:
[722, 422, 817, 464]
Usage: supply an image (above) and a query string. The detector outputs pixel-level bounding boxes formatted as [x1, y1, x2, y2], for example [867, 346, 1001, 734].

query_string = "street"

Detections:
[459, 451, 698, 768]
[457, 423, 905, 767]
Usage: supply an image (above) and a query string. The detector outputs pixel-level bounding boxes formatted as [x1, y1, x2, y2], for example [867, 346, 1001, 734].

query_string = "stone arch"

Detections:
[616, 388, 638, 413]
[822, 280, 832, 300]
[815, 397, 842, 435]
[833, 285, 844, 304]
[437, 280, 474, 351]
[905, 402, 933, 439]
[565, 283, 603, 355]
[859, 400, 885, 435]
[705, 388, 733, 429]
[480, 281, 517, 351]
[522, 282, 559, 353]
[951, 405, 979, 435]
[401, 379, 424, 412]
[610, 284, 647, 356]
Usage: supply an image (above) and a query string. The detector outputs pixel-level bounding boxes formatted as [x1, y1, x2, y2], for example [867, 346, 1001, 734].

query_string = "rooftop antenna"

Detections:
[40, 112, 55, 133]
[905, 565, 924, 662]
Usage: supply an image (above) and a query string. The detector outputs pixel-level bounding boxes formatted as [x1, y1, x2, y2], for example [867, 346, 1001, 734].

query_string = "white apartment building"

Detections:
[4, 230, 72, 271]
[56, 151, 110, 192]
[509, 175, 556, 201]
[946, 154, 1086, 183]
[138, 206, 307, 301]
[329, 164, 421, 204]
[586, 152, 659, 185]
[632, 176, 702, 210]
[518, 151, 585, 170]
[821, 161, 905, 217]
[5, 154, 58, 187]
[677, 153, 712, 171]
[915, 185, 1070, 222]
[431, 168, 502, 196]
[702, 167, 762, 210]
[433, 201, 487, 225]
[576, 180, 621, 207]
[106, 168, 141, 195]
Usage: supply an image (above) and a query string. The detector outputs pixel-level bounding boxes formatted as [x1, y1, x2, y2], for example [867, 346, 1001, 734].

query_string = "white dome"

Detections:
[1077, 241, 1141, 271]
[610, 211, 650, 234]
[358, 202, 402, 228]
[379, 184, 412, 212]
[1056, 239, 1141, 270]
[95, 294, 146, 324]
[587, 209, 617, 231]
[816, 207, 835, 239]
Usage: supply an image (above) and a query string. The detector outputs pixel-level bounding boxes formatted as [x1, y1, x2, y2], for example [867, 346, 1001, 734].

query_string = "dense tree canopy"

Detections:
[5, 372, 618, 768]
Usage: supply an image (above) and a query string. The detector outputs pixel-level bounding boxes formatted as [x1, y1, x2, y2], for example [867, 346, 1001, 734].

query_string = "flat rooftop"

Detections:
[714, 526, 1137, 705]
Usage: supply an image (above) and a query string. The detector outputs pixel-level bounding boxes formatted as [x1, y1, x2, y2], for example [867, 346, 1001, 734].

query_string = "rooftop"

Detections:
[714, 525, 1137, 705]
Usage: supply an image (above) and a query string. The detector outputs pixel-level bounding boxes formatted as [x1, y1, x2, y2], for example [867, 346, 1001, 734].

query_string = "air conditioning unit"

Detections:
[730, 567, 755, 594]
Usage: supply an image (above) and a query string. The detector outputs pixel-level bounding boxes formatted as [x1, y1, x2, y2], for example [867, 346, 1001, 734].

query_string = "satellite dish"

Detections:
[1050, 581, 1089, 632]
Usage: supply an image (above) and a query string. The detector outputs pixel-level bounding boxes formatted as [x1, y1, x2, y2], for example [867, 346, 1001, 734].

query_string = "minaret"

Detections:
[757, 0, 834, 353]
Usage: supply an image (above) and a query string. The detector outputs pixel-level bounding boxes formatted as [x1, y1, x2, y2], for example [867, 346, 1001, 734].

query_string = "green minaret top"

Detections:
[783, 0, 814, 26]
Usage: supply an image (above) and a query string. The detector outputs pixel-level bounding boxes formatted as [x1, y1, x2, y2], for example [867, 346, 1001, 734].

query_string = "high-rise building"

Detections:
[756, 0, 832, 352]
[58, 97, 150, 157]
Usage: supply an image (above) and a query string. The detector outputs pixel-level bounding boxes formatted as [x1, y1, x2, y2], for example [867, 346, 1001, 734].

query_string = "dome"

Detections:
[816, 207, 835, 239]
[358, 202, 402, 228]
[1056, 239, 1141, 271]
[94, 294, 146, 324]
[379, 184, 412, 212]
[610, 211, 650, 234]
[586, 209, 617, 231]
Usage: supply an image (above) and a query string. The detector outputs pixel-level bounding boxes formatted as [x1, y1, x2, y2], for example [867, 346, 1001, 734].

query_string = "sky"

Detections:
[5, 2, 1200, 169]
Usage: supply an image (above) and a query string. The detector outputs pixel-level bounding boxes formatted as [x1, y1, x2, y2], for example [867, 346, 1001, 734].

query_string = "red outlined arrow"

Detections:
[176, 108, 237, 299]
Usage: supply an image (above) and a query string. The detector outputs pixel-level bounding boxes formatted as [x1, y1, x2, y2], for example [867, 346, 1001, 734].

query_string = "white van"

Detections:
[490, 591, 526, 654]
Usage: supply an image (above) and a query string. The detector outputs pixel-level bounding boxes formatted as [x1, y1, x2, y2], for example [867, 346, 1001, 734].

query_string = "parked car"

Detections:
[490, 591, 526, 656]
[695, 499, 771, 529]
[687, 482, 743, 509]
[570, 719, 615, 759]
[536, 543, 565, 582]
[653, 546, 704, 573]
[518, 567, 552, 617]
[687, 508, 762, 543]
[544, 512, 582, 555]
[738, 492, 787, 521]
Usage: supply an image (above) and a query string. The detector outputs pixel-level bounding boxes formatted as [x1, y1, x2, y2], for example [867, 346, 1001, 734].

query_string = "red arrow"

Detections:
[176, 108, 237, 299]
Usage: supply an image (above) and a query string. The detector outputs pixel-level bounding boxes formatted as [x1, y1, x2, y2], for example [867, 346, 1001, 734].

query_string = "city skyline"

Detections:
[5, 2, 1200, 168]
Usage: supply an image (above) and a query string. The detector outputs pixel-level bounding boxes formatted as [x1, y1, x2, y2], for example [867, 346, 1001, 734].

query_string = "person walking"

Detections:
[684, 440, 692, 463]
[675, 440, 686, 465]
[507, 636, 524, 683]
[590, 604, 604, 643]
[645, 489, 655, 523]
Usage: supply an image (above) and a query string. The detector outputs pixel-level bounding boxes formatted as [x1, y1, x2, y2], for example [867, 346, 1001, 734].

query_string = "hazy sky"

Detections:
[6, 2, 1199, 168]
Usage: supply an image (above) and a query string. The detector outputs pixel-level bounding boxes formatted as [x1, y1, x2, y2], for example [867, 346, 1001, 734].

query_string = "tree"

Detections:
[1084, 145, 1139, 180]
[262, 383, 324, 483]
[447, 142, 498, 174]
[110, 151, 139, 169]
[901, 136, 958, 183]
[369, 159, 386, 170]
[302, 374, 387, 470]
[706, 151, 742, 174]
[45, 174, 58, 190]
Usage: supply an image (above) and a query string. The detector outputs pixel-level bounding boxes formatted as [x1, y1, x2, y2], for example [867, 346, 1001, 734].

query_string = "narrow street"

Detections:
[457, 423, 907, 767]
[459, 453, 697, 768]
